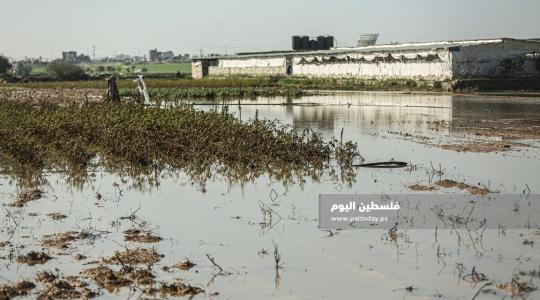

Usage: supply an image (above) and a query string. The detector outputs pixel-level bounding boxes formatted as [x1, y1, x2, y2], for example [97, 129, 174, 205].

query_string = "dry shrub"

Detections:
[408, 184, 438, 191]
[435, 180, 491, 195]
[123, 229, 162, 243]
[42, 231, 92, 249]
[102, 248, 163, 266]
[16, 251, 52, 266]
[8, 188, 43, 207]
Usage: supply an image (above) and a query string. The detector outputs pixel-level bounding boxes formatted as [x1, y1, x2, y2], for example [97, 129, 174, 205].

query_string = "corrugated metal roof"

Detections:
[193, 38, 540, 61]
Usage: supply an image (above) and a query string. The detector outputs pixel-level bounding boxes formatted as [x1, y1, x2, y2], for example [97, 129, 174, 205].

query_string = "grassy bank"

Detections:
[0, 77, 273, 89]
[0, 101, 357, 188]
[277, 77, 445, 91]
[0, 76, 443, 91]
[7, 75, 539, 93]
[452, 78, 540, 92]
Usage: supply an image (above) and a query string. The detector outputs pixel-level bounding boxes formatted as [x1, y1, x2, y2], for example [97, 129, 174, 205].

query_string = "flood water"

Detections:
[2, 92, 540, 299]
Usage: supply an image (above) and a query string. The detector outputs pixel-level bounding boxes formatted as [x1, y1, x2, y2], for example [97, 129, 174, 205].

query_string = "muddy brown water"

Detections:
[1, 92, 540, 299]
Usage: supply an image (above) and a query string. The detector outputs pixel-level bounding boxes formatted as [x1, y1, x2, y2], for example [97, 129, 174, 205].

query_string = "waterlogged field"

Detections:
[0, 77, 442, 90]
[1, 91, 540, 299]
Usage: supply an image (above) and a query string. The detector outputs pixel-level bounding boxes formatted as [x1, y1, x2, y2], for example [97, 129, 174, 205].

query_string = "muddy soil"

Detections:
[0, 88, 103, 106]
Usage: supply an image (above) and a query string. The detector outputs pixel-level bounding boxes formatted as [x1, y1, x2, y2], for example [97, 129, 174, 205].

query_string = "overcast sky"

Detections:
[1, 0, 539, 59]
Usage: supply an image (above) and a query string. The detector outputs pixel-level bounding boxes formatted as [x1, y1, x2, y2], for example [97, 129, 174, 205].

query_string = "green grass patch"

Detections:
[83, 63, 191, 74]
[1, 77, 273, 89]
[25, 63, 191, 76]
[29, 66, 47, 75]
[132, 63, 191, 74]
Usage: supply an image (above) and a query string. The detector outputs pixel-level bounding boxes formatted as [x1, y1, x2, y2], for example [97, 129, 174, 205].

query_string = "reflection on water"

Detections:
[195, 93, 453, 135]
[193, 92, 540, 142]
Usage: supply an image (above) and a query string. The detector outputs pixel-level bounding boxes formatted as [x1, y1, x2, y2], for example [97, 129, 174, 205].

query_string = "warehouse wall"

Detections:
[292, 49, 452, 80]
[202, 50, 454, 80]
[208, 66, 287, 76]
[220, 57, 286, 68]
[192, 40, 540, 79]
[452, 42, 540, 78]
[206, 57, 288, 76]
[192, 61, 204, 79]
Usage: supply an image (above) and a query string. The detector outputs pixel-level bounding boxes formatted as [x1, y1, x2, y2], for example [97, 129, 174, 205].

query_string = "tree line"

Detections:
[0, 55, 86, 80]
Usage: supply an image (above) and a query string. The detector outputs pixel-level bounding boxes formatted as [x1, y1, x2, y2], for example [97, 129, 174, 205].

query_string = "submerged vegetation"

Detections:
[0, 101, 357, 189]
[119, 86, 307, 100]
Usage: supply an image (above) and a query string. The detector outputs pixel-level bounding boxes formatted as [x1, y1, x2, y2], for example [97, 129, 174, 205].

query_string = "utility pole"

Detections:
[92, 45, 96, 60]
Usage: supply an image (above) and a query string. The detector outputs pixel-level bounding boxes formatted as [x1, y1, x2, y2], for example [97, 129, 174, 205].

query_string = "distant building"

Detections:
[149, 49, 160, 61]
[149, 49, 175, 61]
[357, 33, 379, 47]
[292, 35, 335, 51]
[61, 51, 91, 63]
[77, 54, 91, 63]
[174, 53, 191, 62]
[161, 51, 174, 60]
[62, 51, 78, 62]
[114, 53, 132, 61]
[192, 38, 540, 80]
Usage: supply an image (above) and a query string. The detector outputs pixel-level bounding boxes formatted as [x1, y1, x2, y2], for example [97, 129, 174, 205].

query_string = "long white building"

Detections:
[192, 38, 540, 80]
